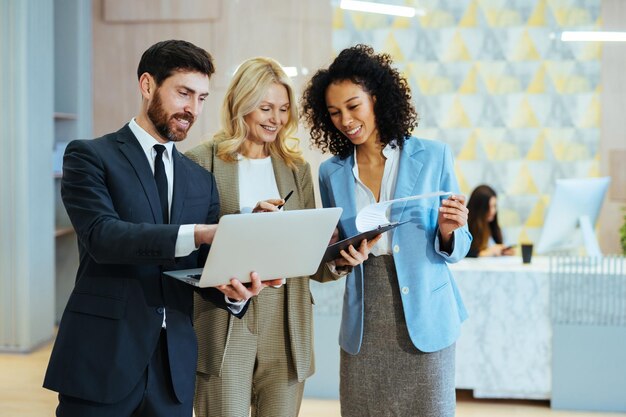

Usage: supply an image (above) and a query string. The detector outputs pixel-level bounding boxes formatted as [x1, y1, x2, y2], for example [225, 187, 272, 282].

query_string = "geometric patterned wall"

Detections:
[333, 0, 601, 245]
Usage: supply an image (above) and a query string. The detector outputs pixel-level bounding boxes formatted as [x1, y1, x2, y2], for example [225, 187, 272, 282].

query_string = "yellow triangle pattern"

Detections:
[546, 137, 568, 161]
[459, 0, 479, 27]
[407, 62, 439, 95]
[457, 131, 479, 160]
[350, 13, 389, 30]
[527, 0, 547, 26]
[495, 73, 523, 94]
[419, 9, 455, 28]
[546, 62, 574, 94]
[499, 209, 520, 228]
[526, 131, 546, 160]
[443, 31, 472, 62]
[579, 94, 600, 129]
[547, 2, 569, 27]
[527, 64, 546, 93]
[443, 97, 472, 128]
[459, 65, 479, 94]
[547, 2, 594, 27]
[495, 8, 523, 27]
[525, 197, 547, 227]
[477, 62, 505, 94]
[427, 74, 454, 95]
[392, 16, 412, 29]
[588, 160, 601, 177]
[511, 30, 541, 61]
[563, 74, 590, 94]
[350, 13, 365, 30]
[509, 98, 540, 128]
[384, 33, 405, 62]
[481, 5, 499, 27]
[518, 228, 533, 245]
[455, 167, 471, 195]
[510, 164, 539, 195]
[492, 141, 521, 160]
[579, 42, 602, 61]
[332, 7, 344, 29]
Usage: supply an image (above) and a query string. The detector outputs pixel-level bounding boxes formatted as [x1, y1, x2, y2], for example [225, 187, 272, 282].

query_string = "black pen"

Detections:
[276, 190, 293, 210]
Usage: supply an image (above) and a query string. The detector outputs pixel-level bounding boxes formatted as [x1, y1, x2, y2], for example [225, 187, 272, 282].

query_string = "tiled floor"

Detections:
[1, 341, 624, 417]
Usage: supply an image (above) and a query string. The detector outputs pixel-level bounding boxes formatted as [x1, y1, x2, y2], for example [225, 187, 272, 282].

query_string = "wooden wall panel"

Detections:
[103, 0, 220, 22]
[609, 151, 626, 202]
[92, 0, 332, 204]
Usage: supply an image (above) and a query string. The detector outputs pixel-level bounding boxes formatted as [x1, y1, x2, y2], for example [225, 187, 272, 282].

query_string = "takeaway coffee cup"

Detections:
[521, 243, 533, 264]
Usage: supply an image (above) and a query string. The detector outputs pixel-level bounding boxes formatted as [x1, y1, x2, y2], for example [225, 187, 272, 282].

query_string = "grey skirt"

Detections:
[340, 255, 456, 417]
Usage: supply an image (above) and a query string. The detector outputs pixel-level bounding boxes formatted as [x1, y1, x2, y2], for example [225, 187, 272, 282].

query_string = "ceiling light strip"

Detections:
[561, 31, 626, 42]
[340, 0, 416, 18]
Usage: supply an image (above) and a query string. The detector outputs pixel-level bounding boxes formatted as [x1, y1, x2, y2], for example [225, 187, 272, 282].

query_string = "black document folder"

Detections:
[322, 220, 410, 262]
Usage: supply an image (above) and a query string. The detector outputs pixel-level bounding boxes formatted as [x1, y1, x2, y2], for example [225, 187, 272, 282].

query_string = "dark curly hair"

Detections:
[301, 44, 418, 158]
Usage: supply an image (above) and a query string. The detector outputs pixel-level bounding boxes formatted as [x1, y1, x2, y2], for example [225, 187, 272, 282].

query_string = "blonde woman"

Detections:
[186, 57, 373, 417]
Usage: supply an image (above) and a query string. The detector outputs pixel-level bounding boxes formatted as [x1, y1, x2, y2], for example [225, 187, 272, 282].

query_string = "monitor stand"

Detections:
[579, 215, 602, 258]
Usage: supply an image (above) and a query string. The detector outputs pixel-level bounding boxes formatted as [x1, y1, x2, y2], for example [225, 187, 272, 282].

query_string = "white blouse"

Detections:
[352, 143, 400, 256]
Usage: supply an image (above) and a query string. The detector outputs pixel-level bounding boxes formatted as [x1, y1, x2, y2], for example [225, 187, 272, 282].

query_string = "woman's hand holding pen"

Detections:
[252, 199, 284, 213]
[252, 190, 294, 213]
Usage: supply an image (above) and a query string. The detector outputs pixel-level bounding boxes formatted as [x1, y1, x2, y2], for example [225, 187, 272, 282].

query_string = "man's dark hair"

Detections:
[137, 39, 215, 85]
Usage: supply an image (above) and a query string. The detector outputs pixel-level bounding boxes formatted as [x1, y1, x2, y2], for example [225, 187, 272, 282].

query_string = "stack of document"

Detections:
[322, 191, 452, 261]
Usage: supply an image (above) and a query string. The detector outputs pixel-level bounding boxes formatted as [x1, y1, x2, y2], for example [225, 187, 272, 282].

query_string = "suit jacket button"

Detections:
[401, 286, 409, 295]
[156, 307, 164, 314]
[393, 245, 400, 253]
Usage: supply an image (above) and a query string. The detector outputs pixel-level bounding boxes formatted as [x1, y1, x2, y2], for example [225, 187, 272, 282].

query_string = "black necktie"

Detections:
[153, 144, 169, 224]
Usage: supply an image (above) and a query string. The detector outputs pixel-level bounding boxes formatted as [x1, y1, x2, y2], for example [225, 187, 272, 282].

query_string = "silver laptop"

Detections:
[164, 207, 343, 287]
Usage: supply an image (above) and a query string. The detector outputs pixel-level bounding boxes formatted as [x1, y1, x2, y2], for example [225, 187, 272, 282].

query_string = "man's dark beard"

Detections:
[147, 89, 195, 142]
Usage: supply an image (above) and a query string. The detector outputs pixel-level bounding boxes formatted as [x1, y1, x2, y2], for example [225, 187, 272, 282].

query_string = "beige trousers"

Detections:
[194, 286, 304, 417]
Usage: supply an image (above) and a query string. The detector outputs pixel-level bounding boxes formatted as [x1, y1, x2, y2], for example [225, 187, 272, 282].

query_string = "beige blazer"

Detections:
[186, 140, 336, 382]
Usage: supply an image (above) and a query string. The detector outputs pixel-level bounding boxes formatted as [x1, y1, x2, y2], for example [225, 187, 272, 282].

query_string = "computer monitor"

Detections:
[535, 177, 610, 257]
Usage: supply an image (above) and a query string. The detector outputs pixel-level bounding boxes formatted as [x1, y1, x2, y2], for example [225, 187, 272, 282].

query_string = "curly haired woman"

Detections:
[301, 44, 472, 417]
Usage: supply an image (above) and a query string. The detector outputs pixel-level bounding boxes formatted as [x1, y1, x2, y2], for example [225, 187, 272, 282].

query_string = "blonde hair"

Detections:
[214, 57, 304, 170]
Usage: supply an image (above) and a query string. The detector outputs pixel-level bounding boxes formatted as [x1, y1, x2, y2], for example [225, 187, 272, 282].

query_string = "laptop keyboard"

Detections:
[187, 273, 201, 279]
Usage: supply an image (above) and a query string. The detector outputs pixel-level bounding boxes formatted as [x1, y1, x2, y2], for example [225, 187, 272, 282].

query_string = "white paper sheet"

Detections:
[355, 191, 453, 232]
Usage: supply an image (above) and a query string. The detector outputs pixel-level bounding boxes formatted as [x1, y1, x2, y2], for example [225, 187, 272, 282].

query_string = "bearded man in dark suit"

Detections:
[43, 39, 279, 417]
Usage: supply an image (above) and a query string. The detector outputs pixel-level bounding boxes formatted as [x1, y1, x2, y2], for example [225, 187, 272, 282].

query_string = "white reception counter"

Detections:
[450, 256, 551, 399]
[305, 256, 553, 400]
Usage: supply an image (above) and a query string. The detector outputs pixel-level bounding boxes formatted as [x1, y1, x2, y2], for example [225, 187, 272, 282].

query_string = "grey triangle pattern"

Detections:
[545, 95, 575, 128]
[476, 96, 507, 128]
[477, 28, 507, 60]
[333, 0, 601, 236]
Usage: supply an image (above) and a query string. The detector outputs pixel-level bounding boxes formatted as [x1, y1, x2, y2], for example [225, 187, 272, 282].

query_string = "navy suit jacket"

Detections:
[44, 125, 232, 405]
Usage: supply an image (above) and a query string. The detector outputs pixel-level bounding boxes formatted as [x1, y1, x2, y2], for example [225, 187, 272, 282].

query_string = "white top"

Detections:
[352, 143, 400, 256]
[237, 155, 280, 213]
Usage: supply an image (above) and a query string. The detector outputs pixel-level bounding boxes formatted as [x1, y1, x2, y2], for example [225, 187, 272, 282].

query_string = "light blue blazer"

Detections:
[319, 137, 471, 354]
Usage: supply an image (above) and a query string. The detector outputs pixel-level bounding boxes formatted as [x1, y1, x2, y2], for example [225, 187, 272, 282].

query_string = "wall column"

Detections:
[0, 0, 55, 351]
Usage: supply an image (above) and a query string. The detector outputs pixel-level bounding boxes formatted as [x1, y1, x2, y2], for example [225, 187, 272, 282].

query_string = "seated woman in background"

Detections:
[466, 184, 515, 257]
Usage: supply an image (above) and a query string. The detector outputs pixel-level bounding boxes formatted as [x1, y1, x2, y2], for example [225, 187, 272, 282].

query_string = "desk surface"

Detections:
[450, 256, 550, 272]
